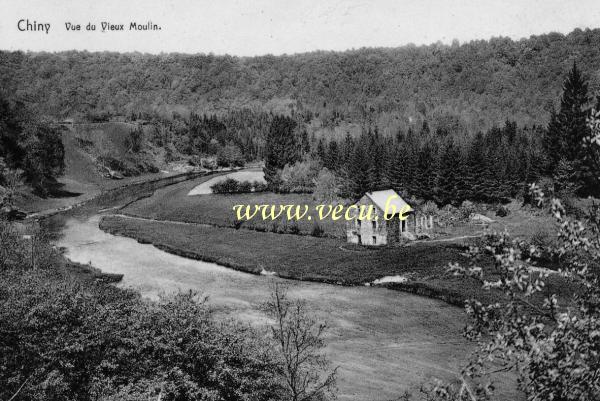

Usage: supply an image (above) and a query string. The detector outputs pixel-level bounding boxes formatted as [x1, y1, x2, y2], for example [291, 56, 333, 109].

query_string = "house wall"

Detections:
[345, 197, 436, 246]
[346, 195, 389, 246]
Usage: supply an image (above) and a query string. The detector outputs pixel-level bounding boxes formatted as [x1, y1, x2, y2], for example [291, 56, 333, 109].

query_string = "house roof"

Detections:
[364, 189, 412, 216]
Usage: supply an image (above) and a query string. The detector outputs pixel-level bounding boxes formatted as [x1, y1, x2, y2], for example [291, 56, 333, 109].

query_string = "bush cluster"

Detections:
[0, 219, 285, 401]
[210, 178, 267, 194]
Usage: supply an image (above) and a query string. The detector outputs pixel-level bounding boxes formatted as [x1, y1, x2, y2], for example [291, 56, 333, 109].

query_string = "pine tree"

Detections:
[413, 142, 437, 200]
[435, 140, 460, 205]
[315, 138, 326, 162]
[463, 131, 487, 202]
[544, 109, 562, 170]
[345, 139, 371, 199]
[553, 157, 580, 197]
[544, 62, 590, 175]
[558, 62, 590, 162]
[263, 115, 298, 188]
[324, 140, 339, 170]
[365, 128, 384, 191]
[299, 129, 310, 156]
[383, 143, 404, 192]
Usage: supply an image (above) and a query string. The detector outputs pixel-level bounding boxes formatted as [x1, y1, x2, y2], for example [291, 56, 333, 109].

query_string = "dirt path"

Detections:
[410, 233, 484, 245]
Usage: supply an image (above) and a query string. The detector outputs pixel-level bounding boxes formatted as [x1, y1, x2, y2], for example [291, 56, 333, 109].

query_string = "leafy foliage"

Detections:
[210, 178, 266, 194]
[263, 116, 300, 188]
[0, 217, 292, 401]
[444, 186, 600, 400]
[0, 95, 64, 195]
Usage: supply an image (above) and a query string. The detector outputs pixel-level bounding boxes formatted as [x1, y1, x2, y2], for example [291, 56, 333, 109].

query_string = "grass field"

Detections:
[100, 215, 485, 300]
[100, 214, 580, 307]
[122, 173, 561, 242]
[124, 179, 348, 237]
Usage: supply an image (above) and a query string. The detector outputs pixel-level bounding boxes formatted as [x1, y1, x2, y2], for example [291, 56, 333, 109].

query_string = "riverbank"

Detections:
[99, 214, 494, 306]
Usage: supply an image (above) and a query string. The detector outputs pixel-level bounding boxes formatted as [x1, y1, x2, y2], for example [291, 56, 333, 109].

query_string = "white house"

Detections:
[346, 189, 433, 246]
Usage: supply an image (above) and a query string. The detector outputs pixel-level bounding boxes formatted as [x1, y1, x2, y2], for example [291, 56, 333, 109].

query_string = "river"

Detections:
[54, 213, 474, 401]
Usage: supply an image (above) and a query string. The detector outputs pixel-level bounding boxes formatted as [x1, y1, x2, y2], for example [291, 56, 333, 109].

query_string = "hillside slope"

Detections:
[2, 28, 600, 134]
[14, 122, 165, 213]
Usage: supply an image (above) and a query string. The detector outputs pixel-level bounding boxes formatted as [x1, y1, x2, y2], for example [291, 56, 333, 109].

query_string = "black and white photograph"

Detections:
[1, 1, 600, 400]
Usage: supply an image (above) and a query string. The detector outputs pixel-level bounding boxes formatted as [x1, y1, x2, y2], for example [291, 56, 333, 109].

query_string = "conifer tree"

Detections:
[463, 131, 487, 201]
[558, 62, 590, 162]
[263, 115, 298, 188]
[413, 142, 437, 200]
[435, 139, 461, 205]
[316, 138, 326, 162]
[544, 62, 590, 174]
[325, 140, 339, 170]
[345, 138, 371, 199]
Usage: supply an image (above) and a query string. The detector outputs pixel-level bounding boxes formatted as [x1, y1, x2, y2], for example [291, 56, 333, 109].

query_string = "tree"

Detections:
[544, 62, 590, 178]
[312, 168, 339, 203]
[18, 122, 64, 196]
[263, 116, 299, 188]
[324, 140, 339, 171]
[558, 62, 590, 162]
[342, 136, 371, 199]
[413, 141, 437, 200]
[445, 185, 600, 401]
[544, 109, 562, 170]
[0, 95, 64, 196]
[552, 157, 580, 198]
[582, 105, 600, 194]
[265, 284, 337, 401]
[434, 139, 461, 205]
[216, 143, 245, 167]
[125, 125, 144, 154]
[462, 132, 487, 202]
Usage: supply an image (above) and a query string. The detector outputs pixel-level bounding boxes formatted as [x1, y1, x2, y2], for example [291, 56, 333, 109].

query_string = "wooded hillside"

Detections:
[1, 28, 600, 135]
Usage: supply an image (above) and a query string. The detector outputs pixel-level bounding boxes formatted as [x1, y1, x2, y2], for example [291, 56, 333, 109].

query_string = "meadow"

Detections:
[124, 180, 349, 237]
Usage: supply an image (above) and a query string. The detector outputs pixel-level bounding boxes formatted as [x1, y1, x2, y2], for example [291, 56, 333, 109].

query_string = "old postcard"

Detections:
[1, 1, 600, 400]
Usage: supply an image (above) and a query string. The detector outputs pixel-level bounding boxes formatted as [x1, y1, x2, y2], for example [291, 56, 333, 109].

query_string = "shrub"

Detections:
[270, 221, 279, 233]
[216, 144, 245, 167]
[310, 223, 325, 237]
[211, 178, 265, 194]
[447, 189, 600, 400]
[495, 205, 509, 217]
[420, 200, 439, 216]
[312, 168, 339, 203]
[458, 200, 475, 220]
[0, 218, 285, 401]
[210, 177, 239, 193]
[287, 221, 301, 235]
[252, 181, 269, 192]
[279, 158, 321, 193]
[237, 180, 252, 193]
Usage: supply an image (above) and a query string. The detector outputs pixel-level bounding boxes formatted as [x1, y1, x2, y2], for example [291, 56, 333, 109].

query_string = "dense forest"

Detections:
[256, 62, 599, 203]
[1, 28, 600, 135]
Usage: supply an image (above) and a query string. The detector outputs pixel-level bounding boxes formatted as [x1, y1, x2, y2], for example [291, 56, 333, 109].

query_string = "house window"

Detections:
[357, 234, 362, 244]
[401, 219, 406, 232]
[356, 219, 361, 228]
[372, 236, 377, 244]
[372, 220, 377, 230]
